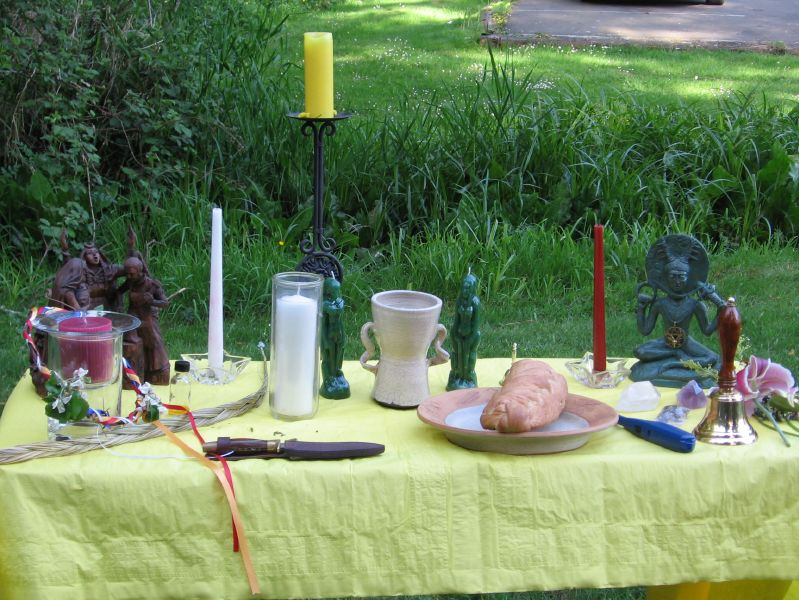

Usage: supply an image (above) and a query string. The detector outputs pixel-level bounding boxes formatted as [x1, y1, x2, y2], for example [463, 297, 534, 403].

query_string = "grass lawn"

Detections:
[279, 0, 799, 112]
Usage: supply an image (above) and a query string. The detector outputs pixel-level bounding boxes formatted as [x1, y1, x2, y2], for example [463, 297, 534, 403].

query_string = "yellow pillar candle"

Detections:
[303, 32, 335, 118]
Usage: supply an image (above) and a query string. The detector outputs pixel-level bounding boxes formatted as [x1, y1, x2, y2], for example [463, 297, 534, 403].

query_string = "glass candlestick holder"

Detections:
[269, 272, 324, 420]
[180, 351, 251, 385]
[566, 352, 630, 389]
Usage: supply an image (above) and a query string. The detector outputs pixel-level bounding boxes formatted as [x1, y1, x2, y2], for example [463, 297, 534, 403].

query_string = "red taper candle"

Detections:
[593, 224, 607, 372]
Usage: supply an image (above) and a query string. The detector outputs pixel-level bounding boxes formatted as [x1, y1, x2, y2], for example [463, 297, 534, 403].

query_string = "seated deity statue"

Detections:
[630, 234, 726, 388]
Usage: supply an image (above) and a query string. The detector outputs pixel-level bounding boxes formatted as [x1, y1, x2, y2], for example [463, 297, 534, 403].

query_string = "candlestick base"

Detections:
[566, 353, 630, 389]
[180, 351, 251, 385]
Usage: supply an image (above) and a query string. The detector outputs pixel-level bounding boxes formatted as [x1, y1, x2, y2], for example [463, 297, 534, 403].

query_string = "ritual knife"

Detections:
[617, 415, 696, 453]
[202, 437, 385, 460]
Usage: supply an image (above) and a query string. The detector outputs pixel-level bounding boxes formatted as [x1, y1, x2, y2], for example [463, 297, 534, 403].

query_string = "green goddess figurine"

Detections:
[320, 276, 351, 399]
[446, 271, 481, 391]
[631, 234, 726, 388]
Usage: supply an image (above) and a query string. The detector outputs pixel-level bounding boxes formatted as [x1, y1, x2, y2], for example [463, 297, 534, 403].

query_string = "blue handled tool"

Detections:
[617, 415, 696, 453]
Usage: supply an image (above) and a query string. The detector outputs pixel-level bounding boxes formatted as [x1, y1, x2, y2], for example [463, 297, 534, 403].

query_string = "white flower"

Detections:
[51, 396, 68, 413]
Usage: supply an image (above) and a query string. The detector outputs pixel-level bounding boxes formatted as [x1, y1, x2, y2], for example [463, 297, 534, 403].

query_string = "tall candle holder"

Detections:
[288, 112, 352, 281]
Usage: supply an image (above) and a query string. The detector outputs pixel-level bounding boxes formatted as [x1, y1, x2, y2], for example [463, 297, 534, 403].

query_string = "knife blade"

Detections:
[617, 415, 696, 453]
[202, 437, 385, 460]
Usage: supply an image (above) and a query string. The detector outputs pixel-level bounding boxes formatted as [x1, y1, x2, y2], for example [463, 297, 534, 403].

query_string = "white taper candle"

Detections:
[208, 207, 224, 370]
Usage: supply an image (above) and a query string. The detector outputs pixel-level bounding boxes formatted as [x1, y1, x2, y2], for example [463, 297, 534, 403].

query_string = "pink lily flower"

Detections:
[736, 356, 797, 416]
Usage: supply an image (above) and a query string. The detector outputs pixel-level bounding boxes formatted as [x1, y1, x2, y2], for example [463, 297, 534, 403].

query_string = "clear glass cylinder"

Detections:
[48, 323, 124, 416]
[33, 310, 140, 420]
[269, 272, 323, 420]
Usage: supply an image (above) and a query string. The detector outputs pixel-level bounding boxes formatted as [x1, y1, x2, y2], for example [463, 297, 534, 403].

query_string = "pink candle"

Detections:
[593, 224, 607, 372]
[59, 316, 114, 384]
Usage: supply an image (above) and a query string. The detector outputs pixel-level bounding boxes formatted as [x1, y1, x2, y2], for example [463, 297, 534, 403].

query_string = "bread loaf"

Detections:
[480, 359, 567, 433]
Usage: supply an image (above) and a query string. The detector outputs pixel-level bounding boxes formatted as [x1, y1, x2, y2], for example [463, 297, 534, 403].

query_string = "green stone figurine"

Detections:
[320, 277, 350, 399]
[446, 272, 481, 391]
[630, 234, 726, 388]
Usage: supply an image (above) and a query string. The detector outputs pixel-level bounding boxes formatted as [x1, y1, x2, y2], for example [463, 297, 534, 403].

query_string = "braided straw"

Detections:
[0, 367, 268, 465]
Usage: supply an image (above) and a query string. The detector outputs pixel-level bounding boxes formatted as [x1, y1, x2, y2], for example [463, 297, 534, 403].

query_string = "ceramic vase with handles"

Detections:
[360, 290, 449, 408]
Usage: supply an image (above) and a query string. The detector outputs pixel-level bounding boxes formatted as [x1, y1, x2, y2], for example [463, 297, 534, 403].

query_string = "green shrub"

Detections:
[3, 2, 797, 261]
[0, 0, 291, 255]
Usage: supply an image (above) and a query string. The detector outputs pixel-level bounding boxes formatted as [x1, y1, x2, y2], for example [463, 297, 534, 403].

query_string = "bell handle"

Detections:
[717, 297, 741, 386]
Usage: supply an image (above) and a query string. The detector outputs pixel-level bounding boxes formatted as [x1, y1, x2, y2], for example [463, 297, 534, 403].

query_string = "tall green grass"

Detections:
[3, 192, 796, 414]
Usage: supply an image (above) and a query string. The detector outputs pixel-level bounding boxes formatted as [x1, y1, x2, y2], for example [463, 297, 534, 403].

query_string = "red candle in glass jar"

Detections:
[59, 316, 114, 384]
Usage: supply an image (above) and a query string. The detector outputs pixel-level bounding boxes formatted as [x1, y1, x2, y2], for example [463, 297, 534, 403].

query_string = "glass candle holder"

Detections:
[32, 310, 141, 418]
[269, 272, 324, 420]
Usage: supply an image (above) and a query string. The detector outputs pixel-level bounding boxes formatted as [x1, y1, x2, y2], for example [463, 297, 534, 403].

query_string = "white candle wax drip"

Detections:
[272, 293, 318, 417]
[208, 207, 224, 370]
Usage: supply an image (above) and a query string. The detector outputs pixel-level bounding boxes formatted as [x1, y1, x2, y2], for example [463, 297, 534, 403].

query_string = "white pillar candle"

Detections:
[208, 207, 224, 370]
[272, 293, 319, 417]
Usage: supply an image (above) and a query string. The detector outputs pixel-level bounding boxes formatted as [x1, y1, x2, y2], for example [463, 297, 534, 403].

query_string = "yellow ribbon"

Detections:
[153, 421, 260, 595]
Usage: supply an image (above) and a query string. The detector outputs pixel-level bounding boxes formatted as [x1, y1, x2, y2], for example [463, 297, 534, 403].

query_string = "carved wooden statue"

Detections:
[42, 227, 172, 389]
[119, 256, 171, 385]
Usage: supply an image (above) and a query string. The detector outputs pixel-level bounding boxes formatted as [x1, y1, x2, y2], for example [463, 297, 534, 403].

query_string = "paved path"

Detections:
[504, 0, 799, 51]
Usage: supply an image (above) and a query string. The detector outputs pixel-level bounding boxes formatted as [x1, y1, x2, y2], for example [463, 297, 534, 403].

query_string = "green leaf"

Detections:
[757, 143, 790, 187]
[768, 395, 798, 413]
[44, 380, 60, 399]
[65, 394, 90, 421]
[27, 171, 54, 203]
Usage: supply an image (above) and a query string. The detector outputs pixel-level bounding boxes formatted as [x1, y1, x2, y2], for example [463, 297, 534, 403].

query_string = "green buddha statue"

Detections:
[631, 234, 726, 388]
[320, 277, 350, 399]
[446, 272, 481, 391]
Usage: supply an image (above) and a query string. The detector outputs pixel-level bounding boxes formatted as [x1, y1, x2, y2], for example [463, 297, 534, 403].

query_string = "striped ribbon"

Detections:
[23, 306, 64, 379]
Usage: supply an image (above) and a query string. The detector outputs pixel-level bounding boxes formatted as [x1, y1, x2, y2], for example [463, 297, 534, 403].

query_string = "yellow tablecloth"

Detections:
[1, 359, 798, 599]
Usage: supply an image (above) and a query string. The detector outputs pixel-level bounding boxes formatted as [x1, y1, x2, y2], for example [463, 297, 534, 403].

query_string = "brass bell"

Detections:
[693, 298, 757, 446]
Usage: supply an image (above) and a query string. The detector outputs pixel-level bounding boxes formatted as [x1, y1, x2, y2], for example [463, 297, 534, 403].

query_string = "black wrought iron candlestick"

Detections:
[288, 112, 352, 281]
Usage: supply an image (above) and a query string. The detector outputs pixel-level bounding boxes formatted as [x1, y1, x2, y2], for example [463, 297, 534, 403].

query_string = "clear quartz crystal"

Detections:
[617, 381, 661, 412]
[657, 405, 691, 425]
